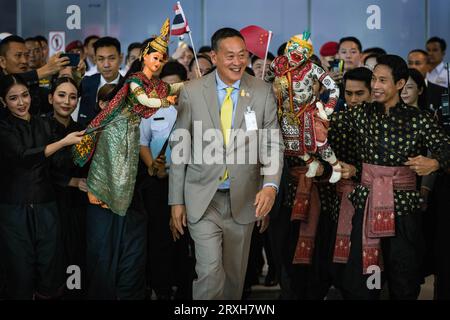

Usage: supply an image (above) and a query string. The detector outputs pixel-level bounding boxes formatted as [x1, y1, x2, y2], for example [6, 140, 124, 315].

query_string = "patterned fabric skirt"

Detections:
[280, 108, 329, 156]
[87, 111, 142, 216]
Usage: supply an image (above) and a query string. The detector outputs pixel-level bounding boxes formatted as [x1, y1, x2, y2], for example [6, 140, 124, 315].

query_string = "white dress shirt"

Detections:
[427, 61, 449, 88]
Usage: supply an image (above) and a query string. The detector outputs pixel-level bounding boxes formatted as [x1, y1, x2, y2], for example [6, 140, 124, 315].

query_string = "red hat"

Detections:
[319, 41, 338, 57]
[65, 40, 83, 52]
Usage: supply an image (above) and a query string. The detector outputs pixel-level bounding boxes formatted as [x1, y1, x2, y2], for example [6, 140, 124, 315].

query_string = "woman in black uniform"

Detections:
[0, 74, 84, 299]
[46, 77, 88, 298]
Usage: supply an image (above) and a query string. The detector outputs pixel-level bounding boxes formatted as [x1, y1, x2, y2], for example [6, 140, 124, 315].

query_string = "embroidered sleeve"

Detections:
[129, 82, 162, 109]
[313, 63, 339, 111]
[132, 86, 145, 97]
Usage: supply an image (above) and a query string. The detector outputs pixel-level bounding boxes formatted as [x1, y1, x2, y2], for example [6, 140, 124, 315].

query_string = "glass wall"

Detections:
[204, 0, 308, 55]
[10, 0, 450, 62]
[311, 0, 426, 58]
[429, 0, 450, 51]
[0, 1, 17, 35]
[18, 0, 107, 42]
[107, 0, 203, 57]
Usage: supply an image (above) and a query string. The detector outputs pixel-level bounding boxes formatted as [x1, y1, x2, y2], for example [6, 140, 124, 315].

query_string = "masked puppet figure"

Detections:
[265, 31, 341, 183]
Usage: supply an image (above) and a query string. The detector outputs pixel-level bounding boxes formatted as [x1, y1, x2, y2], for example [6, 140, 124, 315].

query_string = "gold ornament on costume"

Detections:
[141, 18, 171, 60]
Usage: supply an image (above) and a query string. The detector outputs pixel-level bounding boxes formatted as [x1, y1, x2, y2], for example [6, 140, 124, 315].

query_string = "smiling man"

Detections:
[332, 54, 450, 300]
[169, 27, 284, 300]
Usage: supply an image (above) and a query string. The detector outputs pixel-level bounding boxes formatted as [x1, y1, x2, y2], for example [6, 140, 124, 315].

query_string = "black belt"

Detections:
[217, 189, 230, 193]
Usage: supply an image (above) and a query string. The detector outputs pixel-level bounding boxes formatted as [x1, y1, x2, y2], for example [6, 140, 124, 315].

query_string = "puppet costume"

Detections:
[73, 19, 181, 216]
[266, 31, 341, 184]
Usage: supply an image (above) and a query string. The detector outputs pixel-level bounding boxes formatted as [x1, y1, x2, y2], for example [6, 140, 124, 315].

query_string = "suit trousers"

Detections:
[141, 175, 195, 299]
[188, 190, 254, 300]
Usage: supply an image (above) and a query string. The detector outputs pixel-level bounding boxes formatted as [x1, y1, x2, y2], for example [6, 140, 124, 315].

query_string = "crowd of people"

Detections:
[0, 23, 449, 300]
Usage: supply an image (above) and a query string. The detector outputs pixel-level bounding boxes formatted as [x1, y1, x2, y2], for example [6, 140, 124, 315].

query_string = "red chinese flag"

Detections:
[240, 25, 270, 59]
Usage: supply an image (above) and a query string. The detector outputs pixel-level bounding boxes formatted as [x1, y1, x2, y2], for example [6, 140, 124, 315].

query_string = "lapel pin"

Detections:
[240, 89, 246, 97]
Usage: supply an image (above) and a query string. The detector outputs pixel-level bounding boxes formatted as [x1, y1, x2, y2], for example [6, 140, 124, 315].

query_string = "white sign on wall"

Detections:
[66, 5, 81, 30]
[49, 31, 66, 56]
[366, 5, 382, 30]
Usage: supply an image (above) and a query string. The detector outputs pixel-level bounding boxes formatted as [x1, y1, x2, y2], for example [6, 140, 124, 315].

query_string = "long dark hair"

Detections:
[0, 74, 29, 101]
[406, 68, 427, 110]
[50, 76, 79, 96]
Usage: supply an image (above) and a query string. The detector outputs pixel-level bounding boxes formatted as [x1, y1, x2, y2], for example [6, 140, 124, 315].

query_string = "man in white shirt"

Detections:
[83, 35, 99, 75]
[76, 36, 123, 126]
[426, 37, 448, 88]
[138, 61, 194, 300]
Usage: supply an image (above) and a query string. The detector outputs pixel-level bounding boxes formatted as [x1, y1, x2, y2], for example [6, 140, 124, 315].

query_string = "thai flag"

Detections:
[171, 2, 189, 36]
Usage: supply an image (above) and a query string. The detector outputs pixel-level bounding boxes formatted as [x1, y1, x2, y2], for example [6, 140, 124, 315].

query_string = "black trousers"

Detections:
[86, 205, 147, 300]
[268, 204, 297, 299]
[244, 225, 277, 290]
[142, 176, 173, 297]
[0, 202, 64, 299]
[433, 173, 450, 300]
[141, 175, 194, 299]
[270, 205, 337, 300]
[57, 201, 87, 299]
[341, 208, 424, 300]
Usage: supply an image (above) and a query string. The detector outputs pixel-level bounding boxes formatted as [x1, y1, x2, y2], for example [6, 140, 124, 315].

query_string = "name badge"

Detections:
[244, 106, 258, 131]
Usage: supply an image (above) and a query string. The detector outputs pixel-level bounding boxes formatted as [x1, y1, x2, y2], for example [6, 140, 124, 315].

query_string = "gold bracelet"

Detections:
[160, 98, 170, 108]
[132, 86, 145, 96]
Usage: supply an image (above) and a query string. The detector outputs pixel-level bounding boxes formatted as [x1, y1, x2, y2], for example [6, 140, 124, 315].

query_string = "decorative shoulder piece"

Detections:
[132, 86, 145, 96]
[272, 55, 290, 77]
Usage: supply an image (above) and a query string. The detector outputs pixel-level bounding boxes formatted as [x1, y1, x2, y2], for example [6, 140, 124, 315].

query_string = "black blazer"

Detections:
[427, 81, 447, 111]
[77, 73, 101, 127]
[77, 73, 124, 126]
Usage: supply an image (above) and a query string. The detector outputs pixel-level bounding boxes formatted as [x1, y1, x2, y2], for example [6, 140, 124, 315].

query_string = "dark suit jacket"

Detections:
[426, 81, 447, 112]
[77, 73, 101, 126]
[77, 73, 124, 126]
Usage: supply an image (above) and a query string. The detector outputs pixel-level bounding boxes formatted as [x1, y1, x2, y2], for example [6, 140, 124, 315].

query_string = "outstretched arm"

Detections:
[312, 63, 340, 114]
[130, 82, 174, 108]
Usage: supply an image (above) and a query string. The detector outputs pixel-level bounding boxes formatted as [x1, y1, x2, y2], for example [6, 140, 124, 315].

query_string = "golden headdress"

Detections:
[141, 18, 170, 60]
[286, 30, 314, 58]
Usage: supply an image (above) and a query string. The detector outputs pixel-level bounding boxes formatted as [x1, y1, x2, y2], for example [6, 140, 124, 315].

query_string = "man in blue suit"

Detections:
[77, 37, 123, 126]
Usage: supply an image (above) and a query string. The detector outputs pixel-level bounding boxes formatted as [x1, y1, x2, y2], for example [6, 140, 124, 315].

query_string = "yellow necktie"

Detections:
[220, 87, 233, 181]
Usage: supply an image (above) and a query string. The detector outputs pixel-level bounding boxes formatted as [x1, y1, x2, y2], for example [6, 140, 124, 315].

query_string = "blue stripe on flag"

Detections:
[173, 14, 184, 25]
